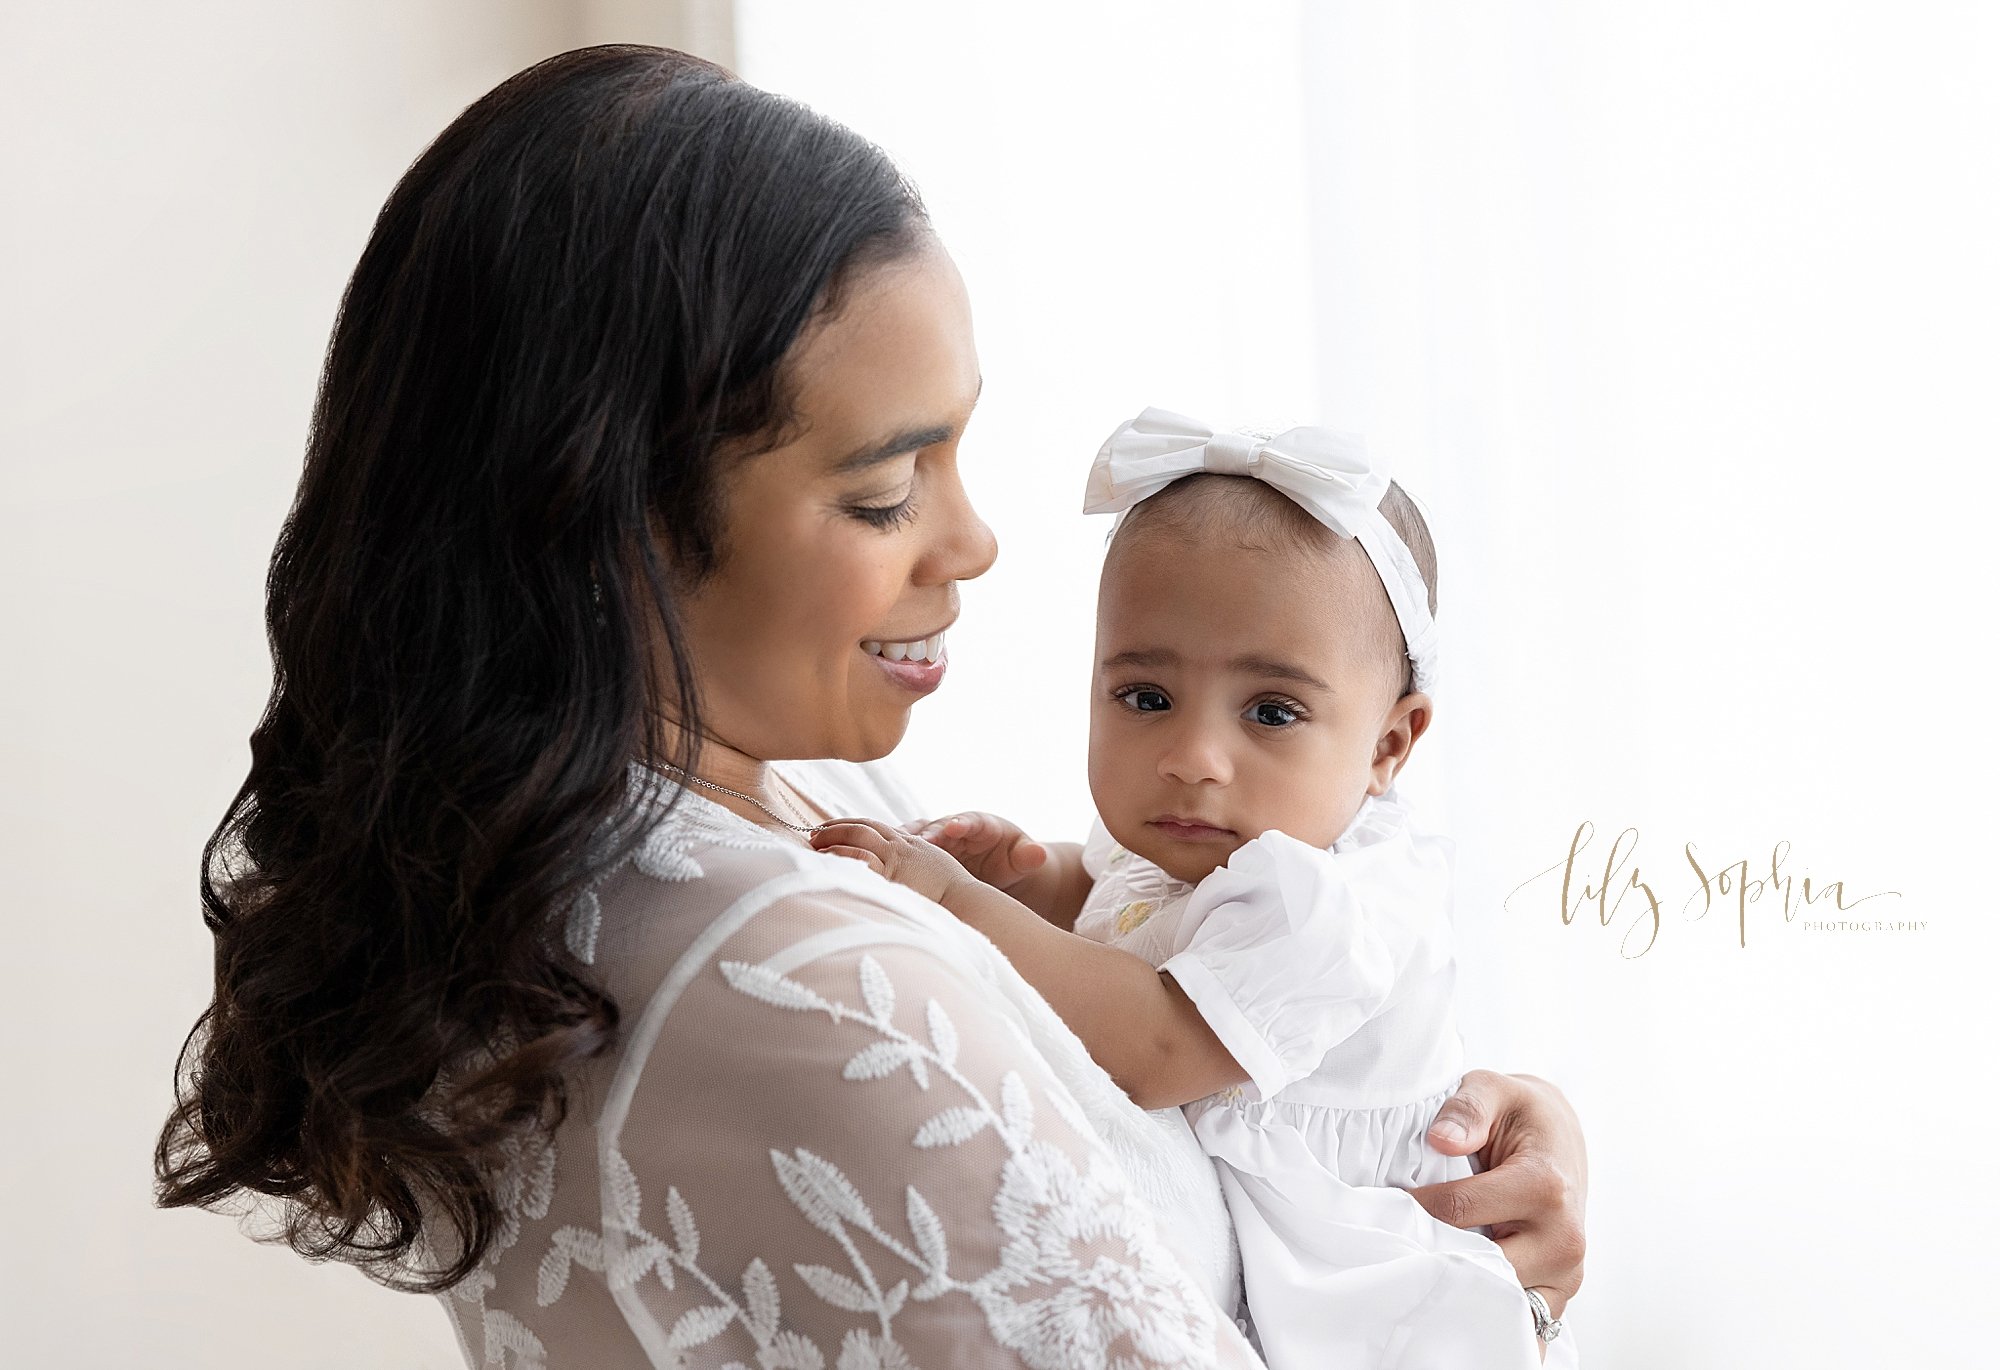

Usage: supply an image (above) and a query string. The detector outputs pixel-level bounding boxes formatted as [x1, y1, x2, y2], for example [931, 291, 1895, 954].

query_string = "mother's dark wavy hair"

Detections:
[152, 45, 928, 1292]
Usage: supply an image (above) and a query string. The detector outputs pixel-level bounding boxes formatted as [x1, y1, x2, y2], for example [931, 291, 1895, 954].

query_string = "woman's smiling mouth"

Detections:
[862, 629, 948, 694]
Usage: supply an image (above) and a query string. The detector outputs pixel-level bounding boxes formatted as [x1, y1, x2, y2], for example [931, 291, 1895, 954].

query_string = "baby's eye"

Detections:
[1113, 685, 1171, 713]
[1246, 700, 1301, 728]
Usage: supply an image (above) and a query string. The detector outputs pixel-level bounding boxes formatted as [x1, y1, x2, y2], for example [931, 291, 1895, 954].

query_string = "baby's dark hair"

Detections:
[1108, 471, 1438, 698]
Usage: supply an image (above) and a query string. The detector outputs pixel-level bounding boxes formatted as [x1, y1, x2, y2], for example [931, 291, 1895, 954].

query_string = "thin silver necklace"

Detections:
[640, 758, 829, 836]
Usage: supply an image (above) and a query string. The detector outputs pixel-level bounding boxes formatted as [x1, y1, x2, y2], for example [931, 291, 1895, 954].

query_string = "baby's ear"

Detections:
[1369, 692, 1433, 792]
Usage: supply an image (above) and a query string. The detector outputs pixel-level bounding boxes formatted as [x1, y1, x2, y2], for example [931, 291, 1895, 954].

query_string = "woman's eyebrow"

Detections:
[829, 424, 955, 475]
[828, 377, 983, 475]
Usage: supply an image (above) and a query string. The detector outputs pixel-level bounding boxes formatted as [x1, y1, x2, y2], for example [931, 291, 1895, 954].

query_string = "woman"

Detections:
[155, 46, 1585, 1367]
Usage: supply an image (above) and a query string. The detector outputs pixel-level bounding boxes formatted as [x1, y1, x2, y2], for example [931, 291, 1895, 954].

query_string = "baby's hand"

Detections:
[902, 812, 1048, 893]
[809, 818, 976, 907]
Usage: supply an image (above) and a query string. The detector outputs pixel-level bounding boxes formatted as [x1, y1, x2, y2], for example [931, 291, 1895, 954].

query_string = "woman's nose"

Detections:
[927, 465, 998, 584]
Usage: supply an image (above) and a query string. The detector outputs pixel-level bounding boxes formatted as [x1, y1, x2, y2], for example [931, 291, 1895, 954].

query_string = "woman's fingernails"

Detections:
[1432, 1119, 1467, 1145]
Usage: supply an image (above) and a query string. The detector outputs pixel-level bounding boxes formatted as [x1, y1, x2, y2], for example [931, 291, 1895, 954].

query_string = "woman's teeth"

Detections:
[863, 633, 945, 664]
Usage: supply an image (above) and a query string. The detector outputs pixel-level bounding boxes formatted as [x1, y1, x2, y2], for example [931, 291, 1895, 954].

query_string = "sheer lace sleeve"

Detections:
[578, 887, 1266, 1368]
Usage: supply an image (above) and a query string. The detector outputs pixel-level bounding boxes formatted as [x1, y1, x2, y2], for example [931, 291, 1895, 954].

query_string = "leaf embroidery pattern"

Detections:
[460, 782, 1224, 1367]
[552, 765, 795, 968]
[683, 953, 1219, 1367]
[450, 1130, 558, 1368]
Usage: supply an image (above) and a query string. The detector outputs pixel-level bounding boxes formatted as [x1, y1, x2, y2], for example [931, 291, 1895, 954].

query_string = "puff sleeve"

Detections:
[1158, 830, 1406, 1101]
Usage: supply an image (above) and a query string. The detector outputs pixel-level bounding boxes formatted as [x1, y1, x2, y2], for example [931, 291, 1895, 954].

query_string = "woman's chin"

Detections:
[838, 702, 917, 763]
[846, 727, 909, 763]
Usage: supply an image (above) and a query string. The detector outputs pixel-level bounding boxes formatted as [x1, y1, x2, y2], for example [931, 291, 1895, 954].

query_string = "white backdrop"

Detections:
[744, 4, 1997, 1366]
[1, 5, 588, 1367]
[4, 2, 1992, 1367]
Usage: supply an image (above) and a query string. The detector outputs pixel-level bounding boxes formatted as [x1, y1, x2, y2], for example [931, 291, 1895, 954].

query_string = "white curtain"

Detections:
[1297, 8, 1993, 1364]
[741, 3, 1999, 1365]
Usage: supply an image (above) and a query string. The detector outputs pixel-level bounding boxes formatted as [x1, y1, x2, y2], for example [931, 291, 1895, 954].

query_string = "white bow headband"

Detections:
[1082, 406, 1439, 695]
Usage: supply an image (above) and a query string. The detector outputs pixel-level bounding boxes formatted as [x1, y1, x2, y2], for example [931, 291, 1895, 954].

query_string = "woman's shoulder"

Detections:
[551, 759, 916, 969]
[566, 788, 945, 1018]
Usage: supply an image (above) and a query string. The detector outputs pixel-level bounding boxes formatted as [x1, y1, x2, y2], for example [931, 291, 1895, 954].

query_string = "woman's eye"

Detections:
[1247, 700, 1300, 728]
[1114, 686, 1171, 713]
[850, 497, 918, 529]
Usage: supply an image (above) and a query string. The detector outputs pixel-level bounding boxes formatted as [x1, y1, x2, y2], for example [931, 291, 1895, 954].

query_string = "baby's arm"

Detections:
[936, 876, 1249, 1109]
[812, 818, 1248, 1108]
[904, 811, 1092, 931]
[1002, 841, 1091, 931]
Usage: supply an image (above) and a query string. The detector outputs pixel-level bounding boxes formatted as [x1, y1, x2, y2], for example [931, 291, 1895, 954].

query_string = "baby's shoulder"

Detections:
[1185, 825, 1442, 934]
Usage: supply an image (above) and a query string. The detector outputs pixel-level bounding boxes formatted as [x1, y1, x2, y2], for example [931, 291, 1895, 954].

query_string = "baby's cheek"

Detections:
[1084, 734, 1128, 810]
[1272, 769, 1362, 848]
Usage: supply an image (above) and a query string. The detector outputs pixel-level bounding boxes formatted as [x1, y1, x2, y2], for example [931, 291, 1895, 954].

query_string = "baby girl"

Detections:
[812, 407, 1571, 1368]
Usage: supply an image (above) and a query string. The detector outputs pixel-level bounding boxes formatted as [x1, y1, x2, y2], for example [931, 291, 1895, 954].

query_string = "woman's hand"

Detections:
[903, 811, 1048, 891]
[1409, 1070, 1587, 1318]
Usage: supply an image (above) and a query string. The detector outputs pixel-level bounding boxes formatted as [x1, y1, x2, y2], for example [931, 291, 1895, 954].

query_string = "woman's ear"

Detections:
[1368, 691, 1433, 794]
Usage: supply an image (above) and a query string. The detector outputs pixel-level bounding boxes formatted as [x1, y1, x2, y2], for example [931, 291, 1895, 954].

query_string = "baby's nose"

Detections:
[1157, 728, 1233, 786]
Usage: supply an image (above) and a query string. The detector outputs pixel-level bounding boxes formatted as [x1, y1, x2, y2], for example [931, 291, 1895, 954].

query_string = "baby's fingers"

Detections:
[809, 821, 894, 864]
[914, 813, 979, 843]
[815, 843, 885, 876]
[1008, 836, 1049, 874]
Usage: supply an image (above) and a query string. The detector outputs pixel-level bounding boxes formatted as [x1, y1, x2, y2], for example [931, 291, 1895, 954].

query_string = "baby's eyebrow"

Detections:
[1229, 654, 1333, 693]
[1100, 647, 1179, 673]
[1100, 647, 1332, 695]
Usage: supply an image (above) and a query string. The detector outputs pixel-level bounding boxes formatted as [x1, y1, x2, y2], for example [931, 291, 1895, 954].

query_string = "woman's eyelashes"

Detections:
[844, 454, 927, 530]
[847, 495, 918, 529]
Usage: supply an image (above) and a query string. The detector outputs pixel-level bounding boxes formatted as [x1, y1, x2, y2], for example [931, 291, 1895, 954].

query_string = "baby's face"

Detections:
[1087, 523, 1419, 885]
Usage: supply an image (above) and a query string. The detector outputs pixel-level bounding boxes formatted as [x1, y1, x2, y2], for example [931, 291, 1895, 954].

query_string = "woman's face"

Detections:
[669, 239, 995, 774]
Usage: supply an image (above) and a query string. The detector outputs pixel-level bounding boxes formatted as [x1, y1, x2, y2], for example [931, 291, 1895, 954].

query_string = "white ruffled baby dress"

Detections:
[1075, 787, 1579, 1369]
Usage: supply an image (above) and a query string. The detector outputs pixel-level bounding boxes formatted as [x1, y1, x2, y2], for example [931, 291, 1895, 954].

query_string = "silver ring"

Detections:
[1524, 1287, 1565, 1344]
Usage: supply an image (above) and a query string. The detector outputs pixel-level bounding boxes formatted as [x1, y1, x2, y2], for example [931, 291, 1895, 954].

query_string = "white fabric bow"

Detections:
[1083, 406, 1439, 695]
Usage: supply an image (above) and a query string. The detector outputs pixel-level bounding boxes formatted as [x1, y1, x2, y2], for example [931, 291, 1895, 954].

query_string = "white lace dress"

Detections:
[1075, 789, 1577, 1370]
[428, 757, 1257, 1369]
